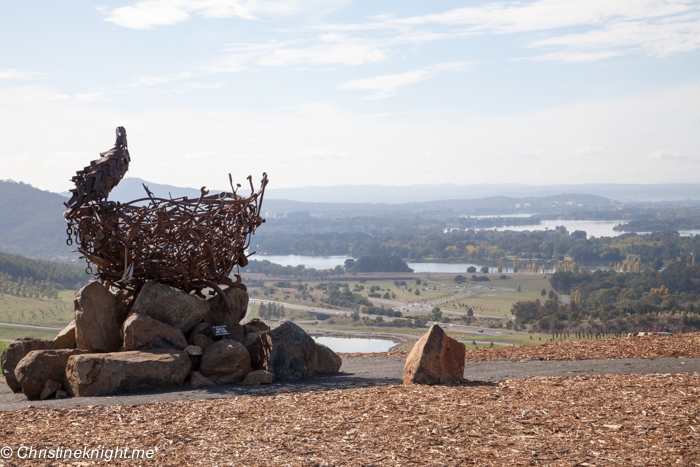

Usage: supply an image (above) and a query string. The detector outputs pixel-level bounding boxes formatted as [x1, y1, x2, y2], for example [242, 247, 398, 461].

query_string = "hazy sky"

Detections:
[1, 1, 699, 193]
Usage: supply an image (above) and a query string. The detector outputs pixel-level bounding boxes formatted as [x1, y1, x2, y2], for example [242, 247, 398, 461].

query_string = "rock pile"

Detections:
[1, 281, 342, 400]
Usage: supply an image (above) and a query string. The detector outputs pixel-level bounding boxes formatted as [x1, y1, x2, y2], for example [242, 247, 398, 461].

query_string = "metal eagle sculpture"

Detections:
[64, 126, 130, 217]
[63, 127, 268, 312]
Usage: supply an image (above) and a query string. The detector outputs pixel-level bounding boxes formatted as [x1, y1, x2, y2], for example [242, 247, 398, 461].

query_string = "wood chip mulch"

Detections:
[340, 332, 700, 361]
[1, 372, 699, 465]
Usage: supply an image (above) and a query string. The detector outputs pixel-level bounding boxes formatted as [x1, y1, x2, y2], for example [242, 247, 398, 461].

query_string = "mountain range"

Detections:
[107, 178, 700, 204]
[2, 177, 699, 261]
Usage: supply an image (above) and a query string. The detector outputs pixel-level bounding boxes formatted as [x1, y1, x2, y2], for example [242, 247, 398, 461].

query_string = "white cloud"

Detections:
[337, 62, 469, 100]
[127, 72, 196, 87]
[343, 0, 695, 33]
[337, 70, 429, 100]
[525, 50, 624, 63]
[0, 69, 45, 80]
[73, 90, 114, 103]
[103, 0, 350, 29]
[529, 13, 700, 61]
[648, 149, 690, 160]
[257, 35, 386, 66]
[575, 146, 604, 155]
[212, 35, 387, 71]
[318, 0, 700, 62]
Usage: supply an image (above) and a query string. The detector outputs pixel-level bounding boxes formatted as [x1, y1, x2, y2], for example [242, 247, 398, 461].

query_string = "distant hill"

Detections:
[103, 178, 700, 204]
[91, 177, 615, 217]
[108, 177, 211, 203]
[1, 179, 613, 259]
[264, 183, 700, 203]
[0, 180, 73, 261]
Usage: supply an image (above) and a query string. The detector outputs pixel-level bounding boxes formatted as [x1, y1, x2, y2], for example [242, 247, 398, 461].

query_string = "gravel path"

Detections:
[2, 356, 698, 412]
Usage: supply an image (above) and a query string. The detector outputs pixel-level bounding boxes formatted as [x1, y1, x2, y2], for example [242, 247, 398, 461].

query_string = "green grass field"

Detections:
[248, 274, 554, 319]
[0, 325, 61, 342]
[248, 303, 260, 319]
[436, 275, 552, 318]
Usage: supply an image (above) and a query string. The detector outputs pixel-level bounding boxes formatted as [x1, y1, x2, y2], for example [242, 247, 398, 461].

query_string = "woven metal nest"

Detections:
[65, 174, 268, 295]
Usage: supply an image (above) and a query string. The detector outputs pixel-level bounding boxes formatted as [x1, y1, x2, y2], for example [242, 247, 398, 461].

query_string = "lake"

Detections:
[313, 336, 396, 353]
[255, 254, 611, 273]
[483, 218, 700, 238]
[492, 219, 624, 237]
[257, 254, 488, 273]
[255, 255, 351, 269]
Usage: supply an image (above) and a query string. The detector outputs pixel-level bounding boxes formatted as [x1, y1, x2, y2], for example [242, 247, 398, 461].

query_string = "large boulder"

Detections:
[188, 322, 215, 350]
[242, 369, 274, 385]
[245, 331, 273, 371]
[1, 338, 57, 392]
[53, 320, 77, 349]
[130, 281, 209, 333]
[74, 282, 122, 353]
[244, 318, 269, 333]
[199, 339, 252, 384]
[243, 330, 266, 347]
[40, 380, 62, 400]
[114, 288, 134, 322]
[65, 349, 191, 397]
[204, 287, 248, 339]
[188, 371, 215, 388]
[316, 343, 342, 374]
[121, 313, 188, 351]
[403, 325, 465, 385]
[268, 322, 318, 381]
[14, 349, 87, 399]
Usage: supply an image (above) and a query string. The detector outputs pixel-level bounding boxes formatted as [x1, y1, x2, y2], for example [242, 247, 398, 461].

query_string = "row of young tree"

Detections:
[0, 272, 60, 299]
[511, 263, 700, 333]
[258, 302, 286, 319]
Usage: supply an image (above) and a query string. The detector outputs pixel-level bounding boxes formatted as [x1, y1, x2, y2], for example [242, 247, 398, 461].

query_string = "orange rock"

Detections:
[403, 325, 465, 385]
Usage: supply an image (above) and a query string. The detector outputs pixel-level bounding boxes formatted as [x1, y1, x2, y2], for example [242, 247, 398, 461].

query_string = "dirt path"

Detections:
[0, 321, 63, 330]
[2, 356, 698, 412]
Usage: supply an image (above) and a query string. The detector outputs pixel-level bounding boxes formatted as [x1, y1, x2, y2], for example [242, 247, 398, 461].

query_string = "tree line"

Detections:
[253, 228, 700, 265]
[511, 263, 700, 334]
[0, 252, 87, 288]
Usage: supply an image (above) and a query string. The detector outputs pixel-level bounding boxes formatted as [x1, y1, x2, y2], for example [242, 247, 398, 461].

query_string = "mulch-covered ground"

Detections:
[2, 334, 699, 466]
[1, 372, 699, 466]
[340, 332, 700, 361]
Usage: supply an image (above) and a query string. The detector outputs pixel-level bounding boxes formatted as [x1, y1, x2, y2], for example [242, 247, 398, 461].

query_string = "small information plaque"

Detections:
[212, 325, 230, 337]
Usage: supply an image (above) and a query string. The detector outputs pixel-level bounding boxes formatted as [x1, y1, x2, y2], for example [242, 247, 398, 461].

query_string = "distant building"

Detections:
[287, 211, 310, 219]
[515, 203, 521, 208]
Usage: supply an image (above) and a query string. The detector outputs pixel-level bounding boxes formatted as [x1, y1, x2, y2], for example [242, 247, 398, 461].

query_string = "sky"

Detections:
[1, 0, 699, 194]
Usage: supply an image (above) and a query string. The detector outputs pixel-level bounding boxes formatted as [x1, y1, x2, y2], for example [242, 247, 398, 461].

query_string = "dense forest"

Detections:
[0, 251, 88, 298]
[512, 263, 700, 334]
[0, 252, 87, 286]
[613, 206, 700, 232]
